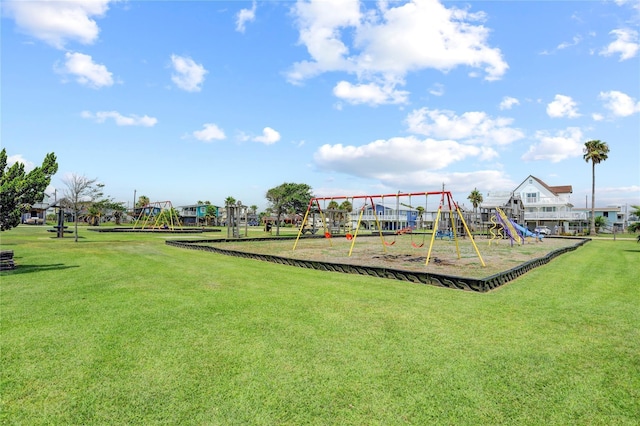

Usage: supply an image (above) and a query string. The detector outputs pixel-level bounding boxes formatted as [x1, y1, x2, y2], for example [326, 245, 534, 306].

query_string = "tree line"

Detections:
[2, 140, 638, 240]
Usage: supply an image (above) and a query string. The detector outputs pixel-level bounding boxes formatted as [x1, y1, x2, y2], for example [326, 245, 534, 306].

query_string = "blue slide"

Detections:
[510, 219, 543, 240]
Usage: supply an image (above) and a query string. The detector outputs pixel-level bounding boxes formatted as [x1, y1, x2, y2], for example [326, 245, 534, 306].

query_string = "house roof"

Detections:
[525, 175, 572, 195]
[30, 202, 50, 210]
[480, 191, 522, 208]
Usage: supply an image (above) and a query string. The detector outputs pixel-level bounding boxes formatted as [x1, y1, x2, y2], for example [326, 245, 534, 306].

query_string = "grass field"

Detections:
[1, 225, 639, 425]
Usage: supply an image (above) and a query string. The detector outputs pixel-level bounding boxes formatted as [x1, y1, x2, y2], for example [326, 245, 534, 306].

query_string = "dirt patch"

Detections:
[200, 234, 581, 279]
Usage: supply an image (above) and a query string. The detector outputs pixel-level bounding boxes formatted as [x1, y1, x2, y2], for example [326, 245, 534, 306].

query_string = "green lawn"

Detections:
[1, 225, 639, 425]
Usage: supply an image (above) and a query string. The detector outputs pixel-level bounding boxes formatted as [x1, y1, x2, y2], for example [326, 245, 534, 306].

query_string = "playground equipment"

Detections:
[293, 191, 485, 267]
[488, 215, 505, 246]
[488, 207, 543, 246]
[132, 201, 182, 230]
[226, 200, 249, 238]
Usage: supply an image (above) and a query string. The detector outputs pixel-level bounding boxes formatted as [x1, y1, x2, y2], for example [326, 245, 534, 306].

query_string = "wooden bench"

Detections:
[0, 250, 15, 270]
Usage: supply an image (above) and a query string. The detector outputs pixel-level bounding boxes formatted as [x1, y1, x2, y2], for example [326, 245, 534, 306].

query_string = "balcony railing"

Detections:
[350, 213, 438, 222]
[524, 212, 587, 221]
[524, 197, 572, 206]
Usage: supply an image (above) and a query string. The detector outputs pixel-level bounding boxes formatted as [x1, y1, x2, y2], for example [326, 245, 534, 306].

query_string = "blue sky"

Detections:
[2, 0, 639, 211]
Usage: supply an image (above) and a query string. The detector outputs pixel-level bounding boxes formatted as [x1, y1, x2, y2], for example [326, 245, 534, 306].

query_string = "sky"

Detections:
[2, 0, 639, 212]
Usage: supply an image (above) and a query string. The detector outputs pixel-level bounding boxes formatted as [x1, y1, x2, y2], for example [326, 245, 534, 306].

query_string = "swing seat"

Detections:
[411, 242, 424, 248]
[345, 233, 353, 240]
[324, 232, 332, 239]
[384, 240, 396, 246]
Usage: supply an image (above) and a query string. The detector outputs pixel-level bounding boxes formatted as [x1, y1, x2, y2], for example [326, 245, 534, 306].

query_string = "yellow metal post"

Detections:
[448, 206, 461, 259]
[425, 207, 442, 266]
[348, 207, 366, 257]
[292, 204, 312, 251]
[371, 198, 387, 253]
[456, 205, 486, 267]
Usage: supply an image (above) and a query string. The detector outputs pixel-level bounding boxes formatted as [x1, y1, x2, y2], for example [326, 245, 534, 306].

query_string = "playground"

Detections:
[200, 234, 581, 279]
[185, 191, 584, 282]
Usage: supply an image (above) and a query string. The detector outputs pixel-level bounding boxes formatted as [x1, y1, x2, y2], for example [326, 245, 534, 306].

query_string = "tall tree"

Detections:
[265, 182, 313, 236]
[224, 196, 237, 227]
[61, 174, 100, 242]
[467, 188, 483, 227]
[87, 187, 126, 226]
[136, 195, 150, 208]
[337, 200, 353, 226]
[204, 205, 218, 226]
[583, 139, 610, 235]
[628, 205, 640, 233]
[0, 149, 58, 231]
[338, 200, 353, 213]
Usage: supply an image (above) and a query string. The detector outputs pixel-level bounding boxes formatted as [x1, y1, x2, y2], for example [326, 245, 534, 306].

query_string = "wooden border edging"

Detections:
[165, 237, 590, 292]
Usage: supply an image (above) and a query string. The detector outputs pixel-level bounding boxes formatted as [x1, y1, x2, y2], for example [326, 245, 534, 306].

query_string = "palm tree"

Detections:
[626, 205, 640, 233]
[583, 140, 610, 235]
[416, 206, 425, 230]
[136, 195, 150, 208]
[338, 200, 353, 230]
[467, 188, 483, 227]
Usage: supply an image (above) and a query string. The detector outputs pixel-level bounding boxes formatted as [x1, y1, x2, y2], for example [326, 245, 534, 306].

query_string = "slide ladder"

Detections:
[495, 208, 523, 245]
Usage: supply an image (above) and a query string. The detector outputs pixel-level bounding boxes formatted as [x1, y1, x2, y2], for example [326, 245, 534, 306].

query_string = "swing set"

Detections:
[132, 201, 182, 230]
[293, 191, 485, 267]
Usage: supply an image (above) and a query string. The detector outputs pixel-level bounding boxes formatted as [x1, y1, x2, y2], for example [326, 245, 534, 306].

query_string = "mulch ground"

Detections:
[204, 234, 582, 279]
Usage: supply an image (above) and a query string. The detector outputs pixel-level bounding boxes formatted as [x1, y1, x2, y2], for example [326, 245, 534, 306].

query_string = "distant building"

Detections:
[21, 193, 53, 225]
[572, 206, 624, 232]
[479, 191, 525, 226]
[351, 202, 419, 231]
[179, 204, 219, 226]
[482, 175, 632, 233]
[513, 175, 582, 230]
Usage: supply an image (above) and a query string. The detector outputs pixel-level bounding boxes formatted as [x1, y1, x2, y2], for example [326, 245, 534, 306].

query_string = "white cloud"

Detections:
[193, 123, 226, 142]
[314, 136, 482, 176]
[521, 127, 584, 163]
[333, 81, 409, 105]
[371, 170, 516, 194]
[236, 1, 257, 33]
[6, 154, 35, 171]
[405, 108, 525, 146]
[313, 135, 514, 191]
[429, 83, 445, 96]
[253, 127, 281, 145]
[287, 0, 361, 82]
[81, 111, 158, 127]
[600, 28, 639, 61]
[499, 96, 520, 110]
[599, 90, 640, 117]
[3, 0, 112, 49]
[288, 0, 508, 105]
[60, 52, 113, 88]
[546, 94, 580, 118]
[557, 35, 582, 50]
[170, 54, 208, 92]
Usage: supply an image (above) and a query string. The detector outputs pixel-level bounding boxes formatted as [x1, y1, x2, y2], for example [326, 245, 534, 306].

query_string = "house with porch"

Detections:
[21, 193, 53, 225]
[572, 206, 625, 232]
[512, 175, 586, 233]
[179, 204, 219, 226]
[349, 201, 419, 231]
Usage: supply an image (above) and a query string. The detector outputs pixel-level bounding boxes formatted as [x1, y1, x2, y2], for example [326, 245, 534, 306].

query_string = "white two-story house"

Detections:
[513, 175, 586, 231]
